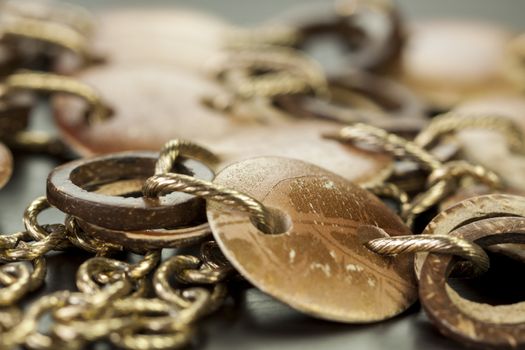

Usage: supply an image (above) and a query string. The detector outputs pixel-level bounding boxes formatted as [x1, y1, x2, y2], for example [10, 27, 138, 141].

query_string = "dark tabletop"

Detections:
[1, 1, 525, 349]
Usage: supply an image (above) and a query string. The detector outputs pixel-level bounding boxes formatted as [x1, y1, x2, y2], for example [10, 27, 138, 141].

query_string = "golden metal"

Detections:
[334, 124, 502, 227]
[143, 173, 274, 234]
[3, 71, 112, 124]
[363, 225, 490, 276]
[155, 139, 219, 175]
[210, 46, 328, 99]
[414, 112, 525, 153]
[329, 123, 441, 170]
[0, 16, 90, 59]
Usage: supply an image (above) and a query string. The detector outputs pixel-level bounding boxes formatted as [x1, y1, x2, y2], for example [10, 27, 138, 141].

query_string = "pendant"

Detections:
[207, 156, 417, 322]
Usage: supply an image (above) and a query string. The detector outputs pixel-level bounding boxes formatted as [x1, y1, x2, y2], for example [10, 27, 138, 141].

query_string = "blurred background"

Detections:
[65, 0, 525, 28]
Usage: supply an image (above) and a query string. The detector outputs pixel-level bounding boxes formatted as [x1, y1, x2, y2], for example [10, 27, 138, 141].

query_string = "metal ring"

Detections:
[46, 151, 214, 230]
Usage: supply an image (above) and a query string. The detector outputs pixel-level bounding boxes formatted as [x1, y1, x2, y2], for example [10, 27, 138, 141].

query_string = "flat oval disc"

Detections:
[208, 156, 417, 323]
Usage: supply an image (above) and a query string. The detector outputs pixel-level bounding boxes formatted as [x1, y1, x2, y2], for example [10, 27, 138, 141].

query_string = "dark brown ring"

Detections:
[47, 151, 214, 230]
[274, 70, 427, 135]
[75, 217, 211, 252]
[419, 216, 525, 349]
[290, 2, 403, 70]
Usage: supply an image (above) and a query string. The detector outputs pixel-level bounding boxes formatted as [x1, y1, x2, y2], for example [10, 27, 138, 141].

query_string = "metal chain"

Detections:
[414, 112, 525, 153]
[332, 124, 502, 226]
[362, 225, 490, 277]
[329, 123, 442, 170]
[143, 173, 275, 234]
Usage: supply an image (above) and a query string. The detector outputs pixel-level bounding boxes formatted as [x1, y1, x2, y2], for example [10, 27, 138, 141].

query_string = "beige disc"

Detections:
[208, 157, 417, 323]
[453, 94, 525, 191]
[53, 64, 262, 155]
[0, 142, 12, 189]
[400, 20, 514, 109]
[53, 64, 393, 184]
[56, 8, 230, 73]
[208, 121, 393, 184]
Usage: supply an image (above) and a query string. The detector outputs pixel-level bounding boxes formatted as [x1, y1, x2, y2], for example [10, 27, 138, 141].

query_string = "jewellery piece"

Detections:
[451, 94, 525, 191]
[398, 20, 515, 109]
[414, 194, 525, 277]
[0, 12, 92, 72]
[271, 0, 403, 72]
[419, 216, 525, 349]
[274, 69, 428, 135]
[53, 65, 394, 184]
[55, 8, 231, 74]
[74, 219, 211, 252]
[46, 151, 214, 230]
[206, 156, 417, 323]
[208, 120, 394, 185]
[53, 64, 264, 155]
[0, 142, 12, 188]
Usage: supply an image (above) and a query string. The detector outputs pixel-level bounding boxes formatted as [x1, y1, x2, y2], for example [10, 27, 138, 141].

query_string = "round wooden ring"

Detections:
[46, 151, 214, 230]
[419, 216, 525, 348]
[75, 218, 211, 251]
[414, 194, 525, 278]
[274, 70, 427, 135]
[288, 1, 403, 70]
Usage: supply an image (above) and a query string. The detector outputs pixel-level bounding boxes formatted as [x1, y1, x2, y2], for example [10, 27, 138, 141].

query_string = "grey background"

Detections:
[1, 1, 524, 349]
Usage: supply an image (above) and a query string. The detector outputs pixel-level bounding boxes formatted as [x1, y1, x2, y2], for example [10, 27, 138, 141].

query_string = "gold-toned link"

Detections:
[143, 173, 275, 234]
[414, 113, 525, 153]
[363, 226, 490, 276]
[155, 139, 219, 175]
[333, 124, 503, 227]
[363, 182, 409, 213]
[3, 71, 112, 124]
[328, 123, 442, 170]
[1, 16, 90, 58]
[428, 160, 502, 189]
[211, 46, 328, 99]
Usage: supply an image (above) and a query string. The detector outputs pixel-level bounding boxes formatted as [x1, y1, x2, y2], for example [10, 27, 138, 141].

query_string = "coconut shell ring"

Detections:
[419, 216, 525, 348]
[274, 70, 427, 135]
[46, 151, 214, 230]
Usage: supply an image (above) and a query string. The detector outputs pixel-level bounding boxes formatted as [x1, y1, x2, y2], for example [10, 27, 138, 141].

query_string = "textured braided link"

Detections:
[414, 112, 525, 152]
[214, 46, 328, 98]
[0, 258, 46, 306]
[155, 139, 219, 175]
[428, 160, 502, 189]
[401, 180, 451, 227]
[332, 123, 441, 170]
[1, 16, 90, 58]
[4, 71, 112, 124]
[143, 173, 274, 234]
[362, 182, 409, 213]
[363, 226, 489, 277]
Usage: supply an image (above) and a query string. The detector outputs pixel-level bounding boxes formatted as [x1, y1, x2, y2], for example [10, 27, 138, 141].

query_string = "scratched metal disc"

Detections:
[0, 142, 12, 189]
[207, 157, 417, 323]
[399, 20, 513, 108]
[53, 64, 393, 184]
